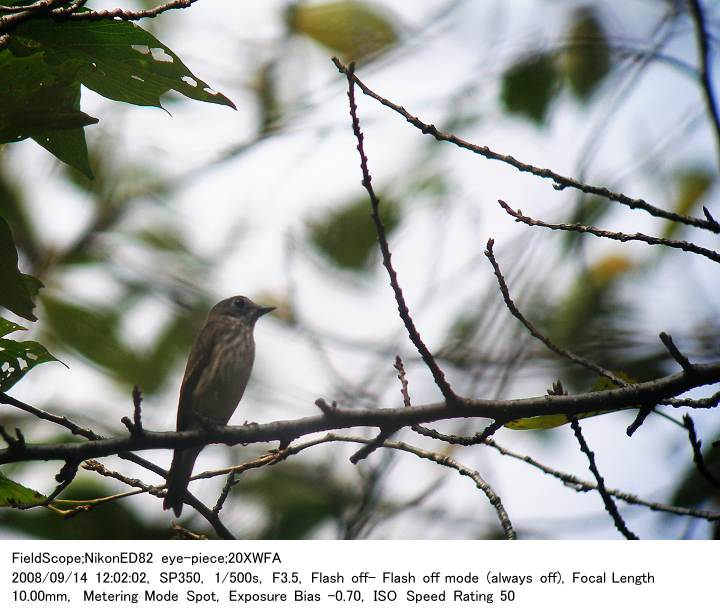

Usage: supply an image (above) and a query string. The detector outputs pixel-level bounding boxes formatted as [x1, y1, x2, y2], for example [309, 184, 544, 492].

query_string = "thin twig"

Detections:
[60, 0, 196, 22]
[499, 200, 720, 264]
[331, 57, 720, 234]
[484, 238, 627, 387]
[626, 405, 654, 436]
[485, 438, 720, 521]
[686, 0, 720, 167]
[683, 414, 720, 488]
[569, 418, 638, 539]
[343, 62, 458, 405]
[659, 332, 695, 373]
[661, 391, 720, 408]
[412, 421, 503, 445]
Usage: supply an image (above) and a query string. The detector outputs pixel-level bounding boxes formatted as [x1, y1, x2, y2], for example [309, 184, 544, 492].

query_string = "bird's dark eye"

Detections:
[232, 297, 247, 310]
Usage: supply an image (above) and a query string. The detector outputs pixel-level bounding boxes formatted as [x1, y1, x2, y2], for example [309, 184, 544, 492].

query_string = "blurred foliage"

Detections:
[502, 6, 611, 124]
[501, 53, 560, 125]
[238, 462, 361, 539]
[307, 195, 401, 271]
[562, 7, 611, 101]
[661, 168, 715, 239]
[286, 0, 399, 63]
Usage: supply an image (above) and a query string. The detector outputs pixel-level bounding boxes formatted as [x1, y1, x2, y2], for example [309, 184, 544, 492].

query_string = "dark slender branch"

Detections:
[331, 57, 720, 234]
[570, 418, 638, 539]
[659, 332, 695, 373]
[626, 405, 654, 436]
[343, 62, 458, 405]
[332, 434, 515, 539]
[499, 200, 720, 265]
[412, 421, 503, 445]
[484, 238, 627, 387]
[687, 0, 720, 167]
[3, 360, 720, 464]
[683, 414, 720, 488]
[485, 438, 720, 521]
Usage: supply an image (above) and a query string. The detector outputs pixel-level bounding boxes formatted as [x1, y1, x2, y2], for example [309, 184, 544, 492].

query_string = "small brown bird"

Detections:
[163, 295, 275, 516]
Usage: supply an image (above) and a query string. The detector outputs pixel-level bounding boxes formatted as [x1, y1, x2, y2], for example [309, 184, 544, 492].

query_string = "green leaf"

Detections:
[505, 409, 615, 430]
[32, 128, 94, 180]
[0, 51, 97, 176]
[0, 50, 97, 140]
[0, 214, 39, 320]
[307, 196, 401, 271]
[0, 316, 26, 337]
[562, 7, 611, 101]
[287, 0, 398, 63]
[11, 18, 236, 109]
[501, 53, 560, 124]
[0, 473, 46, 507]
[0, 316, 64, 392]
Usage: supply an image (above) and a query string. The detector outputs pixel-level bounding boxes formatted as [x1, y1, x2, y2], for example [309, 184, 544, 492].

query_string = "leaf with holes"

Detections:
[10, 17, 235, 109]
[0, 316, 64, 392]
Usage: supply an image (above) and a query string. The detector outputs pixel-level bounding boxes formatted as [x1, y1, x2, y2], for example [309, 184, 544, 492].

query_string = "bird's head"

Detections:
[210, 295, 275, 324]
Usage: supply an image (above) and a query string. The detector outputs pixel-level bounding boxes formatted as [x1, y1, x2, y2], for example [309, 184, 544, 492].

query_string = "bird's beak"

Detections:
[255, 305, 276, 319]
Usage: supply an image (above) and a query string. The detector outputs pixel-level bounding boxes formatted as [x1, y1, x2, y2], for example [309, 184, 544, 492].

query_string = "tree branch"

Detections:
[331, 57, 720, 234]
[342, 62, 458, 404]
[570, 418, 638, 539]
[484, 237, 628, 386]
[498, 200, 720, 265]
[686, 0, 720, 167]
[2, 359, 720, 464]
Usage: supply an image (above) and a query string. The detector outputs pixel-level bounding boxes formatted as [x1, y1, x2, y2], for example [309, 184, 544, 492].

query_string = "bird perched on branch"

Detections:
[163, 295, 275, 516]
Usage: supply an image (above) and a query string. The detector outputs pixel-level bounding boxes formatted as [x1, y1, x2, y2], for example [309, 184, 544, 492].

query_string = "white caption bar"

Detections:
[0, 540, 714, 615]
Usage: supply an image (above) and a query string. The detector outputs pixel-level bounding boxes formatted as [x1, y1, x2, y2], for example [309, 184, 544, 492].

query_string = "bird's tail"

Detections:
[163, 446, 202, 517]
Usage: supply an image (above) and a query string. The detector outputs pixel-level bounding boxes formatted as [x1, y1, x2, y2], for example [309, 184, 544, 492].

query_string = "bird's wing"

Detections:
[176, 321, 219, 431]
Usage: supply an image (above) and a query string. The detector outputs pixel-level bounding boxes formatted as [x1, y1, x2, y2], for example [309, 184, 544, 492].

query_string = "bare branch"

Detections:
[686, 0, 720, 166]
[3, 360, 720, 464]
[659, 332, 695, 373]
[498, 200, 720, 265]
[485, 438, 720, 521]
[683, 414, 720, 488]
[342, 62, 458, 404]
[570, 418, 638, 539]
[484, 237, 627, 386]
[60, 0, 196, 22]
[332, 57, 720, 234]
